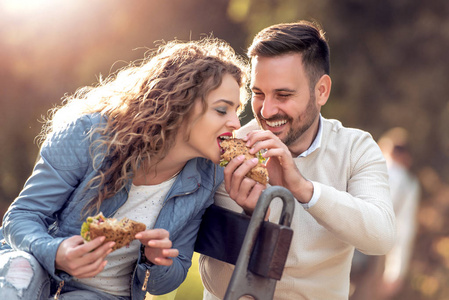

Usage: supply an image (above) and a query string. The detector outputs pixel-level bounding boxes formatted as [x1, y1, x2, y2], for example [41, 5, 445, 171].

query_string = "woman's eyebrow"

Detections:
[251, 86, 296, 93]
[213, 99, 237, 106]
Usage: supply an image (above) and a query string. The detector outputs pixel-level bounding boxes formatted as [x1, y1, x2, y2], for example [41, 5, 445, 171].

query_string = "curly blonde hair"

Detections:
[43, 37, 249, 213]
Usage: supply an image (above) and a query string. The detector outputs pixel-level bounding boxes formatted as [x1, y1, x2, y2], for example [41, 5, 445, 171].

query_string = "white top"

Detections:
[74, 176, 177, 296]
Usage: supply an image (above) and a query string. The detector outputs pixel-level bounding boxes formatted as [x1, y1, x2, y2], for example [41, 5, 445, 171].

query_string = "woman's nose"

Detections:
[227, 113, 241, 130]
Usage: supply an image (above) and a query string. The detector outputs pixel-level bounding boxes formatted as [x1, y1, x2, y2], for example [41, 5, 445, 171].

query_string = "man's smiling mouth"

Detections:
[265, 119, 288, 127]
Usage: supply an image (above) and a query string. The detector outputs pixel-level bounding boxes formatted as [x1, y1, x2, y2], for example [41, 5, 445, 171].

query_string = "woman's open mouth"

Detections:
[217, 134, 232, 153]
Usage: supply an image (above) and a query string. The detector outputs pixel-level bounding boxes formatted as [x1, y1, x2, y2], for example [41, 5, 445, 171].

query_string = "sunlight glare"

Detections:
[2, 0, 61, 14]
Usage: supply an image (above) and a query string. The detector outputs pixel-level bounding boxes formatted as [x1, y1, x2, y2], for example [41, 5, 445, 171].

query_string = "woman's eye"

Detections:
[215, 108, 227, 115]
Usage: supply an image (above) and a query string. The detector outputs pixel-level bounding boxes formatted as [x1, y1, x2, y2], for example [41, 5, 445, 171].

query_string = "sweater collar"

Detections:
[297, 114, 323, 158]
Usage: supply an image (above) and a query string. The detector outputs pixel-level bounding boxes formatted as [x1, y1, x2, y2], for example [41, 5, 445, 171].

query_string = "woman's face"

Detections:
[183, 73, 242, 164]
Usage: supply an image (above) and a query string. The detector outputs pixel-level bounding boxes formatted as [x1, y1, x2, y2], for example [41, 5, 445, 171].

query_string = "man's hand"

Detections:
[223, 154, 266, 214]
[135, 229, 179, 266]
[55, 235, 114, 278]
[244, 130, 313, 203]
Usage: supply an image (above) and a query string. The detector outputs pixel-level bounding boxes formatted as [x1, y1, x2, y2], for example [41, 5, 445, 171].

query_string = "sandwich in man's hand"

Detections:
[80, 212, 146, 251]
[219, 138, 268, 185]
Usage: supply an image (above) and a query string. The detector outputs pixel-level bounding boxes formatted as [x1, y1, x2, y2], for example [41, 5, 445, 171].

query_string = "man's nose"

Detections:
[260, 96, 278, 119]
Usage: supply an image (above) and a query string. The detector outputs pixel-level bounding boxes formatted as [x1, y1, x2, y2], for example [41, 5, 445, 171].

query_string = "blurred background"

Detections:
[1, 0, 448, 299]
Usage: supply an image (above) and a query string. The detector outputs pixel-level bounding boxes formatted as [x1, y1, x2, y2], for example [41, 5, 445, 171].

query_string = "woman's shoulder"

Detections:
[45, 113, 104, 139]
[40, 113, 106, 169]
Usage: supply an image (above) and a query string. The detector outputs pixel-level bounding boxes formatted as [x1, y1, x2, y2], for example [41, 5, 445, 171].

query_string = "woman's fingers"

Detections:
[80, 240, 115, 264]
[55, 235, 115, 278]
[136, 229, 180, 266]
[135, 228, 169, 242]
[147, 238, 172, 249]
[154, 257, 174, 266]
[148, 248, 179, 266]
[161, 248, 179, 258]
[71, 240, 115, 278]
[72, 258, 109, 278]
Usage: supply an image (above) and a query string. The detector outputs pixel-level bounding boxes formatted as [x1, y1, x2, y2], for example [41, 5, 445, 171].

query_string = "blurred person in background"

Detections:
[0, 37, 248, 300]
[199, 20, 396, 300]
[350, 127, 421, 300]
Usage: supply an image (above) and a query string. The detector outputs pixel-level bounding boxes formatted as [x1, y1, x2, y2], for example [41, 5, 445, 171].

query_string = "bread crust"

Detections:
[220, 138, 268, 185]
[82, 213, 146, 251]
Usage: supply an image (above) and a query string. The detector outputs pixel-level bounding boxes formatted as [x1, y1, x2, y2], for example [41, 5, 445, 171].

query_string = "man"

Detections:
[199, 20, 396, 299]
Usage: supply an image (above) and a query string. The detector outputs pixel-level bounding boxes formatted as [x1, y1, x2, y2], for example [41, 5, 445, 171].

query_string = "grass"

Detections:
[146, 252, 204, 300]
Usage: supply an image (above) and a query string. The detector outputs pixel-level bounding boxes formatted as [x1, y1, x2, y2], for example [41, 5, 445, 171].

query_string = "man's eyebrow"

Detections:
[274, 88, 296, 93]
[251, 86, 261, 91]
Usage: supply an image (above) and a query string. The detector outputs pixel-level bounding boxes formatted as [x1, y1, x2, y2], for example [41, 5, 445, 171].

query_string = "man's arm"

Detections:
[222, 129, 395, 255]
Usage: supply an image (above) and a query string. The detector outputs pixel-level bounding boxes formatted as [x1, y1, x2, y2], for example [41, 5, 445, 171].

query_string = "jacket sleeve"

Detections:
[1, 115, 93, 279]
[307, 132, 396, 255]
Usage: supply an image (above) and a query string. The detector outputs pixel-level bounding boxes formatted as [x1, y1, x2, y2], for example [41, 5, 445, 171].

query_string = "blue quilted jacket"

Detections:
[0, 113, 224, 299]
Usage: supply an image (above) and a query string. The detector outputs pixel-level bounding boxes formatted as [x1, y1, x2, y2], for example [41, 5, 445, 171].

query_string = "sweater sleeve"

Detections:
[307, 132, 396, 255]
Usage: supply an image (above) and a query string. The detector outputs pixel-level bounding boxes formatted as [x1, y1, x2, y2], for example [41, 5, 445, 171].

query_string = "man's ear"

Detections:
[315, 74, 332, 106]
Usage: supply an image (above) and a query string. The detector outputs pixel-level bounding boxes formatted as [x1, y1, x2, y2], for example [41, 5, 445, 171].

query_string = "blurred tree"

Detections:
[0, 0, 245, 216]
[2, 0, 449, 298]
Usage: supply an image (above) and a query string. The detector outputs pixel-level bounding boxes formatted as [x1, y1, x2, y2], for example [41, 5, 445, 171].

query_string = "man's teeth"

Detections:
[266, 120, 287, 127]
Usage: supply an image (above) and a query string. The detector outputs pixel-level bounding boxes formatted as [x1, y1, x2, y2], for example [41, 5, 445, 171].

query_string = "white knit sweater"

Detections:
[199, 117, 396, 300]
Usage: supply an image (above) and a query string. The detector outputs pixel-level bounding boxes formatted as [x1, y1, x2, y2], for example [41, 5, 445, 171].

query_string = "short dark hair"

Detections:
[247, 20, 330, 88]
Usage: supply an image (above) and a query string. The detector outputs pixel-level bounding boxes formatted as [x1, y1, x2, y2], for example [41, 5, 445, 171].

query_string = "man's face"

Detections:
[250, 53, 320, 150]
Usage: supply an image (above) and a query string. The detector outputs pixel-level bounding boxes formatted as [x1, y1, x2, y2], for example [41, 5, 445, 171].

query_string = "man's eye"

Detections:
[278, 94, 291, 98]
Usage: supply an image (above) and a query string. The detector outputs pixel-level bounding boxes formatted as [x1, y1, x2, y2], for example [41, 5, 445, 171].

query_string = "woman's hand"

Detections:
[135, 229, 179, 266]
[55, 235, 115, 278]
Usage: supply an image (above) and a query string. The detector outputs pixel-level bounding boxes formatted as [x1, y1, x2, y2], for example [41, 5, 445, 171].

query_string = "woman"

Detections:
[0, 37, 248, 300]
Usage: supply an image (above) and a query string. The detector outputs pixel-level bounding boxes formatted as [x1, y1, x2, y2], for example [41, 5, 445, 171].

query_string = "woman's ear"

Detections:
[315, 74, 332, 106]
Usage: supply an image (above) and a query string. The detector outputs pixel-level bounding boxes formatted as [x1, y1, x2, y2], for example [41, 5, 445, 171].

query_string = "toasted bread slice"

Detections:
[81, 212, 146, 251]
[220, 138, 268, 185]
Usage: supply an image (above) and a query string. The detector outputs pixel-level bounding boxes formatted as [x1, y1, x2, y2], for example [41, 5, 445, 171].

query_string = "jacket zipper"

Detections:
[53, 281, 64, 299]
[137, 185, 201, 293]
[141, 269, 150, 291]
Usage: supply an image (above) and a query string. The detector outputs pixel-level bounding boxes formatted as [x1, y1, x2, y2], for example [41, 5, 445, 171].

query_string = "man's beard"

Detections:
[256, 93, 319, 147]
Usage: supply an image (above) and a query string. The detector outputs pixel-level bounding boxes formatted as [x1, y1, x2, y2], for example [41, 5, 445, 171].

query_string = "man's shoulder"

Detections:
[322, 117, 372, 139]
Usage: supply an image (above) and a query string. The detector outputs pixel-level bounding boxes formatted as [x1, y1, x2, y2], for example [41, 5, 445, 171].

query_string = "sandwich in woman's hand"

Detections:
[80, 212, 146, 251]
[219, 138, 268, 185]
